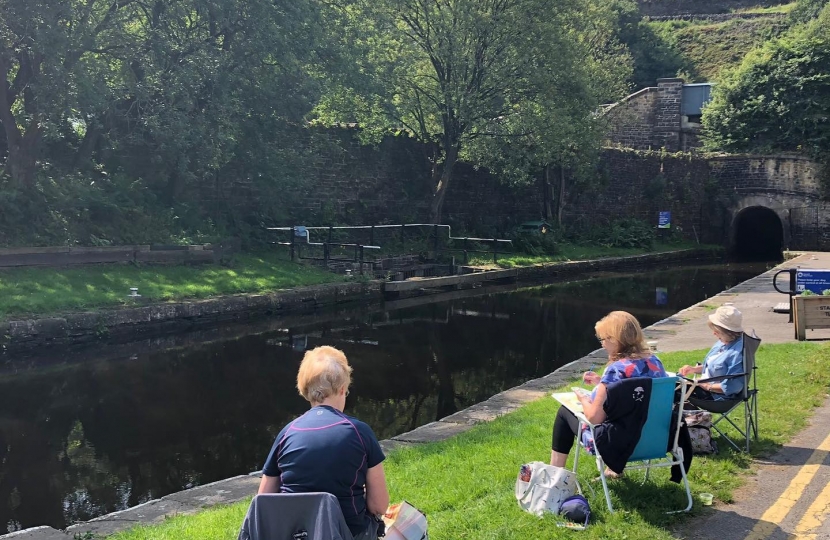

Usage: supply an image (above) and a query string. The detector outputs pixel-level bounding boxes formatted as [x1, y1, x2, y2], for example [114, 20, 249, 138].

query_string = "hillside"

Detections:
[645, 13, 792, 82]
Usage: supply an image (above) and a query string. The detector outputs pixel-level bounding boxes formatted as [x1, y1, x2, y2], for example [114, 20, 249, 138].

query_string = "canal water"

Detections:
[0, 261, 771, 533]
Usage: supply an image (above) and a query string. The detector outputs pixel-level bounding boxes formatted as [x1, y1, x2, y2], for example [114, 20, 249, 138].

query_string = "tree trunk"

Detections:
[0, 59, 41, 189]
[542, 165, 553, 221]
[429, 144, 459, 224]
[556, 163, 566, 228]
[6, 144, 36, 188]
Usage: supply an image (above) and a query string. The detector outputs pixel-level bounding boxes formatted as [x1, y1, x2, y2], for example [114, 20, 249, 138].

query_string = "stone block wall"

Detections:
[636, 0, 786, 16]
[605, 88, 659, 150]
[605, 79, 702, 153]
[709, 154, 821, 195]
[653, 79, 684, 152]
[563, 149, 709, 239]
[205, 123, 825, 249]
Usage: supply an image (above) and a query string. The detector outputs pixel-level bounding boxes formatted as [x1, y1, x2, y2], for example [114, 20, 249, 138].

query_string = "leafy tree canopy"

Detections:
[314, 0, 632, 222]
[701, 3, 830, 165]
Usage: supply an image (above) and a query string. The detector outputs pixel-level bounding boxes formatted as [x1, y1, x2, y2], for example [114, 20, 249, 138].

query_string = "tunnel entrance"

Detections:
[731, 206, 784, 261]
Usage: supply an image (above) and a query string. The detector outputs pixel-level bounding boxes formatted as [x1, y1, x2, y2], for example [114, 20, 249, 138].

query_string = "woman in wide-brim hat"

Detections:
[678, 305, 745, 400]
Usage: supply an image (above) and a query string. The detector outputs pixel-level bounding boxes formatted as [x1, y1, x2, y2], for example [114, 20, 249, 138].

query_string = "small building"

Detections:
[603, 78, 714, 152]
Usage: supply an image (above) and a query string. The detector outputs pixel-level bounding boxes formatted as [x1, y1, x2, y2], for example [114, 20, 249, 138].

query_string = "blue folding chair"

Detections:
[571, 376, 693, 513]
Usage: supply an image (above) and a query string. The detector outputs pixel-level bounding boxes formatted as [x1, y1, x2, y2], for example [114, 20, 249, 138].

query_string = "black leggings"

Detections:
[551, 406, 581, 454]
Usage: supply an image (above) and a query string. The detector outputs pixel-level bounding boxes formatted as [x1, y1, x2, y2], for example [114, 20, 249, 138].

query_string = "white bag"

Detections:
[515, 461, 578, 516]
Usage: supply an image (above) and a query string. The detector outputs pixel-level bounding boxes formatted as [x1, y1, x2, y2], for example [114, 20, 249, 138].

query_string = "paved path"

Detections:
[655, 251, 830, 540]
[5, 252, 830, 539]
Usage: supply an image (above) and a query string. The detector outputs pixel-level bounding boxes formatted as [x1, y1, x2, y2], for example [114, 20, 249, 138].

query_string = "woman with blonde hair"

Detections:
[259, 346, 389, 540]
[550, 311, 667, 475]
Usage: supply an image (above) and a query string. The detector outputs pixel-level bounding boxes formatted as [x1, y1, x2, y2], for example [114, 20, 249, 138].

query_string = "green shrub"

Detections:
[604, 218, 655, 249]
[510, 232, 558, 256]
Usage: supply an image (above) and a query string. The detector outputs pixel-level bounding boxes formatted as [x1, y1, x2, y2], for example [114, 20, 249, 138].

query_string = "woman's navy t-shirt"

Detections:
[262, 405, 385, 537]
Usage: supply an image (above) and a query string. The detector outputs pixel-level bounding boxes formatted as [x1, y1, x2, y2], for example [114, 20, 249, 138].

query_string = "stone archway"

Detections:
[730, 205, 784, 261]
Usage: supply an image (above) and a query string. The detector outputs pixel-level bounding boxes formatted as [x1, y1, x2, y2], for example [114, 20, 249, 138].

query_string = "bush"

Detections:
[604, 218, 655, 249]
[510, 232, 558, 256]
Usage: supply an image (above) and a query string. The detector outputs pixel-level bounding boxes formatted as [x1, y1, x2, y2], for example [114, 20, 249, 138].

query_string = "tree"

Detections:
[446, 0, 633, 226]
[0, 0, 139, 188]
[702, 4, 830, 166]
[315, 0, 622, 223]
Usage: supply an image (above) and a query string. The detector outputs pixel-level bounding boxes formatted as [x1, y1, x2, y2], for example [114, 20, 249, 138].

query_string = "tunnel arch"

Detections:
[730, 205, 784, 261]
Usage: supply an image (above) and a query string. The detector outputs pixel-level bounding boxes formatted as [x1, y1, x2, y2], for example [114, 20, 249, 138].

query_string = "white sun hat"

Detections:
[708, 305, 743, 333]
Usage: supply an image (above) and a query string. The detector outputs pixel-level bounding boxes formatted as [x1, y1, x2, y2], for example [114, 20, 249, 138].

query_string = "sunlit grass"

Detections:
[733, 2, 795, 14]
[469, 242, 716, 268]
[108, 343, 829, 540]
[0, 252, 345, 320]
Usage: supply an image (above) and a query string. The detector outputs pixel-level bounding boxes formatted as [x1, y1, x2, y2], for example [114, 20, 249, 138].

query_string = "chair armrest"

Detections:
[573, 410, 595, 428]
[696, 372, 747, 385]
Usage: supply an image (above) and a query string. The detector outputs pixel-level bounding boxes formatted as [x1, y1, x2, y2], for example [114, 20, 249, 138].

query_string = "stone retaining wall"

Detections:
[0, 281, 383, 350]
[645, 12, 787, 21]
[0, 244, 228, 268]
[636, 0, 787, 16]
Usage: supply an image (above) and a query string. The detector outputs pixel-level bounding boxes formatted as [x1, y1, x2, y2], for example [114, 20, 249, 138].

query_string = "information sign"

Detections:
[656, 287, 668, 306]
[795, 270, 830, 294]
[658, 211, 671, 229]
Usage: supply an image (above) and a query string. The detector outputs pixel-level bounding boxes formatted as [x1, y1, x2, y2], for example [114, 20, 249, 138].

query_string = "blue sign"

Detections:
[796, 270, 830, 294]
[294, 226, 308, 238]
[658, 211, 671, 229]
[656, 287, 668, 306]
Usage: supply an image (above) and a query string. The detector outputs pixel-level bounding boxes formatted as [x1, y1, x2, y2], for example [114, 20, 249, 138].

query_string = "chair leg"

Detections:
[752, 395, 759, 441]
[712, 423, 742, 453]
[572, 443, 583, 495]
[643, 460, 652, 484]
[667, 451, 694, 514]
[595, 455, 615, 514]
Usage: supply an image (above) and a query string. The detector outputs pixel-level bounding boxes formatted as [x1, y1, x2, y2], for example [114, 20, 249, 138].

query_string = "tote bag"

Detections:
[382, 501, 428, 540]
[515, 461, 578, 516]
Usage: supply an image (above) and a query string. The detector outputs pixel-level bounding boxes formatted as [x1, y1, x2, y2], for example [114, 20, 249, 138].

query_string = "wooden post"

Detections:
[492, 238, 497, 263]
[290, 231, 296, 261]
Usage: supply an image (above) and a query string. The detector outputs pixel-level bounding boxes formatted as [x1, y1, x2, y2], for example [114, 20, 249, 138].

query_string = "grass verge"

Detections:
[469, 242, 717, 268]
[0, 252, 345, 321]
[107, 342, 829, 540]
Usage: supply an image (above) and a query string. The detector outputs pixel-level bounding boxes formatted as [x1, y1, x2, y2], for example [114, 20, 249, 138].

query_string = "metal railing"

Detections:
[266, 224, 513, 267]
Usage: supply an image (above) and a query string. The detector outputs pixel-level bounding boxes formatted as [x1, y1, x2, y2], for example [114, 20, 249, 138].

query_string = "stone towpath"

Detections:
[5, 252, 830, 540]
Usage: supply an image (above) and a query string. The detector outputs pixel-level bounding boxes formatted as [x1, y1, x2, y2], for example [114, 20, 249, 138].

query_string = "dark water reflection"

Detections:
[0, 262, 770, 532]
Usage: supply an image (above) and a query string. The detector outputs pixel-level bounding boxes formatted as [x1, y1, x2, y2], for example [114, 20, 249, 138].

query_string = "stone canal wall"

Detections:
[0, 248, 722, 351]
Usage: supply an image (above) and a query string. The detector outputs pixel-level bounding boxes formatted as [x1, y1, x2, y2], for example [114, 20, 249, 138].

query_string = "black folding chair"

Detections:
[686, 331, 761, 453]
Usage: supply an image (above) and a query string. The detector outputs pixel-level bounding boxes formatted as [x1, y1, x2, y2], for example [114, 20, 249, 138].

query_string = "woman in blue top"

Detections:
[550, 311, 667, 477]
[678, 305, 744, 400]
[259, 346, 390, 540]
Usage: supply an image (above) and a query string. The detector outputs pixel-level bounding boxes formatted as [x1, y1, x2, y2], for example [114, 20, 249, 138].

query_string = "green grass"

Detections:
[648, 16, 790, 81]
[733, 2, 796, 14]
[469, 242, 716, 268]
[0, 252, 344, 321]
[107, 342, 829, 540]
